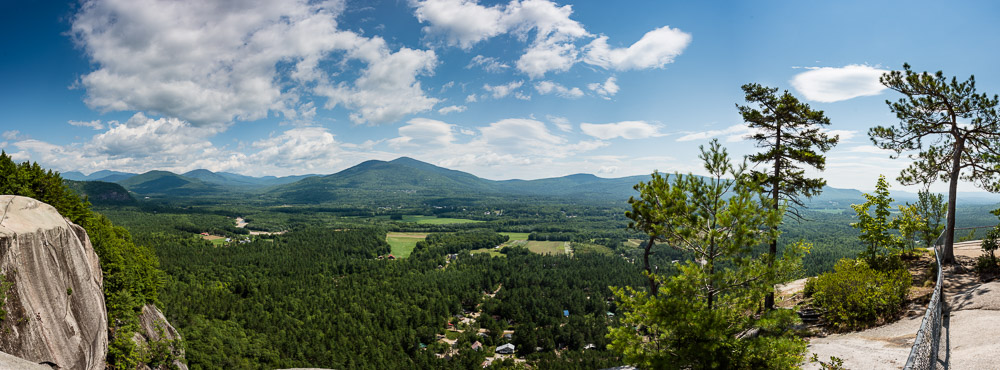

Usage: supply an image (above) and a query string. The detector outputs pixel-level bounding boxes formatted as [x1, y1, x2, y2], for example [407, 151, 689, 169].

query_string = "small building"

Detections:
[606, 312, 615, 317]
[503, 333, 512, 340]
[199, 232, 209, 236]
[584, 343, 597, 350]
[496, 343, 515, 354]
[563, 310, 569, 317]
[387, 254, 396, 260]
[471, 341, 482, 351]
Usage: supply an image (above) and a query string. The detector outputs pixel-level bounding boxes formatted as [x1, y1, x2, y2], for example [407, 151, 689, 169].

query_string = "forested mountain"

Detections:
[116, 170, 223, 196]
[76, 157, 1000, 207]
[62, 169, 137, 182]
[182, 169, 315, 188]
[63, 180, 135, 205]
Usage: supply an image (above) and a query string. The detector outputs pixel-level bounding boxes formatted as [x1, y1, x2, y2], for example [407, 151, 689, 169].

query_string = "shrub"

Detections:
[810, 258, 910, 330]
[975, 255, 999, 275]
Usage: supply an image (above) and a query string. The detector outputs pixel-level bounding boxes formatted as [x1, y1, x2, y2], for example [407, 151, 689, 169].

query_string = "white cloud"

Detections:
[483, 80, 524, 99]
[466, 94, 478, 103]
[534, 80, 583, 98]
[71, 0, 439, 125]
[580, 121, 663, 140]
[823, 129, 858, 142]
[314, 46, 439, 124]
[438, 105, 467, 114]
[516, 39, 579, 78]
[790, 64, 889, 103]
[68, 119, 105, 130]
[676, 124, 752, 143]
[2, 131, 20, 140]
[587, 76, 619, 99]
[412, 0, 505, 49]
[440, 81, 455, 92]
[467, 55, 510, 73]
[388, 118, 457, 149]
[583, 26, 691, 71]
[547, 115, 572, 132]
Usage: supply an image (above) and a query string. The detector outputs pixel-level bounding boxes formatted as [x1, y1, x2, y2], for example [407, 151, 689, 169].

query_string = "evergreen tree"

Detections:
[609, 140, 808, 369]
[911, 190, 947, 249]
[869, 63, 1000, 263]
[737, 83, 839, 308]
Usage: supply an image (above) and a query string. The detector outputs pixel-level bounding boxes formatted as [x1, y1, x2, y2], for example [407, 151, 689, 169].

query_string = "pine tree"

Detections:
[870, 63, 1000, 263]
[612, 140, 808, 369]
[737, 83, 839, 308]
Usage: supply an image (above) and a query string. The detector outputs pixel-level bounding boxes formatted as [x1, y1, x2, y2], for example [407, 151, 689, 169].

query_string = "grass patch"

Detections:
[386, 232, 428, 258]
[525, 241, 568, 255]
[573, 242, 613, 255]
[444, 331, 460, 340]
[409, 215, 483, 225]
[500, 232, 531, 241]
[471, 248, 505, 257]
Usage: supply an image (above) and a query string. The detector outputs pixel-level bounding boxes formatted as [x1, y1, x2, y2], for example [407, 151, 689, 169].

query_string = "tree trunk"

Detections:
[765, 133, 781, 310]
[643, 236, 657, 296]
[943, 137, 964, 264]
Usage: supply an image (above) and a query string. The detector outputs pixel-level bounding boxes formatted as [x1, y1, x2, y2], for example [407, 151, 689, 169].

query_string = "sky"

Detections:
[1, 0, 999, 192]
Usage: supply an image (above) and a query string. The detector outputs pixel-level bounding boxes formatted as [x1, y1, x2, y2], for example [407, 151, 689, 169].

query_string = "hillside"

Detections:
[63, 180, 135, 205]
[116, 170, 222, 196]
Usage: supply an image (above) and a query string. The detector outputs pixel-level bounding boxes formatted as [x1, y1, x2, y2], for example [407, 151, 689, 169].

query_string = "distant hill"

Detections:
[183, 169, 315, 188]
[116, 171, 222, 196]
[64, 180, 135, 205]
[61, 170, 137, 182]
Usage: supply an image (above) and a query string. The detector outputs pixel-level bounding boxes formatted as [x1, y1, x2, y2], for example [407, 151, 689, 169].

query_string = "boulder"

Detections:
[0, 195, 107, 370]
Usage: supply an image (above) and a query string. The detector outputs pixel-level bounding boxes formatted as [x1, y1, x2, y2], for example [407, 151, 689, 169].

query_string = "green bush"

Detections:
[810, 258, 910, 331]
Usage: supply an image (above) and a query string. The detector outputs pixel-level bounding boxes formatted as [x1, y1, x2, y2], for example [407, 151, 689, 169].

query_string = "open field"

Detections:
[525, 241, 568, 255]
[386, 232, 428, 258]
[500, 232, 531, 241]
[470, 248, 504, 257]
[573, 243, 613, 255]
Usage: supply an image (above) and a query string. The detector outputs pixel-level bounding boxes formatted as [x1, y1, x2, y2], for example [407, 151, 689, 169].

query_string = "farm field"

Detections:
[524, 241, 569, 255]
[500, 232, 530, 241]
[386, 232, 427, 258]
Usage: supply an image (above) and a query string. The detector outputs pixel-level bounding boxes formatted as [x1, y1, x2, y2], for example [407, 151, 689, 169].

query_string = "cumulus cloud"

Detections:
[534, 81, 583, 98]
[388, 118, 457, 148]
[413, 0, 505, 49]
[580, 121, 663, 140]
[584, 26, 691, 71]
[790, 64, 889, 103]
[438, 105, 467, 114]
[467, 55, 510, 73]
[466, 94, 478, 103]
[676, 124, 752, 143]
[414, 0, 688, 78]
[587, 76, 619, 99]
[483, 80, 524, 98]
[68, 119, 105, 130]
[71, 0, 439, 125]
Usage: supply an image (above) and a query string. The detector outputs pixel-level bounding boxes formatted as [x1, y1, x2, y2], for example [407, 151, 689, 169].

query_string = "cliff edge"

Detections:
[0, 195, 107, 370]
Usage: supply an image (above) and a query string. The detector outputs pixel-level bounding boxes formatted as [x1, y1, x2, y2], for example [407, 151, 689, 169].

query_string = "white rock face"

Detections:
[134, 304, 188, 370]
[0, 195, 107, 370]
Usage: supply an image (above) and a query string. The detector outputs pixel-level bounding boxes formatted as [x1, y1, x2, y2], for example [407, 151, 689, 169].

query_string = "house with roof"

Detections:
[471, 341, 482, 351]
[495, 343, 515, 354]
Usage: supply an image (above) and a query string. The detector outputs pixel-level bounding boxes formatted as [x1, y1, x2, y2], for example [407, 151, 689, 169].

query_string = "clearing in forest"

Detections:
[500, 232, 530, 241]
[386, 232, 428, 258]
[525, 241, 568, 255]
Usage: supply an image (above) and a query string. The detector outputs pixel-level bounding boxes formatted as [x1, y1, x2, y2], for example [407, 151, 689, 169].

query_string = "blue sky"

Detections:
[1, 0, 999, 192]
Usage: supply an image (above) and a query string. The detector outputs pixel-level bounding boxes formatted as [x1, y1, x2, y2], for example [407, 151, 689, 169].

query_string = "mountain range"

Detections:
[62, 157, 1000, 206]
